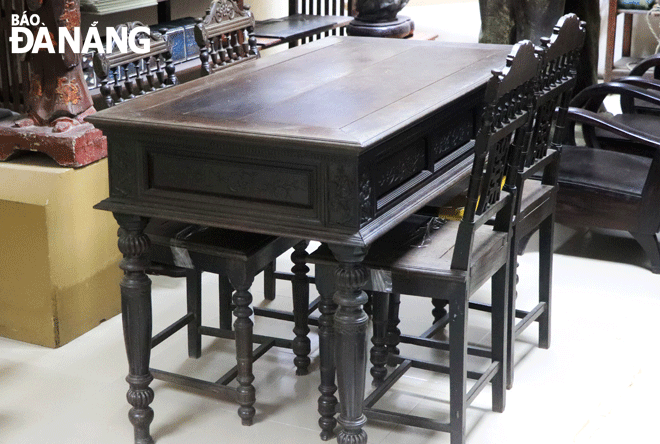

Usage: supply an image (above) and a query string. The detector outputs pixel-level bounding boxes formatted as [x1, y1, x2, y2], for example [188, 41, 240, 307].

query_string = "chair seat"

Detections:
[517, 180, 555, 220]
[594, 112, 660, 142]
[557, 145, 651, 199]
[310, 215, 508, 288]
[254, 14, 352, 41]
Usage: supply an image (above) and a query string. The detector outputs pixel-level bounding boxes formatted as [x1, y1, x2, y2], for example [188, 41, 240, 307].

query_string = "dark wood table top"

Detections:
[89, 37, 511, 246]
[89, 37, 508, 151]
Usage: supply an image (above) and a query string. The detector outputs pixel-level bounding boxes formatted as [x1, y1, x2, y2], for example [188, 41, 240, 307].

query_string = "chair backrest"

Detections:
[0, 0, 28, 113]
[93, 22, 178, 108]
[451, 40, 540, 271]
[194, 0, 259, 77]
[522, 13, 585, 169]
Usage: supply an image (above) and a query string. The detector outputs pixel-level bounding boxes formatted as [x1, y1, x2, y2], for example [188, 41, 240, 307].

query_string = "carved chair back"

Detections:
[0, 0, 28, 112]
[93, 22, 178, 108]
[522, 14, 586, 168]
[451, 40, 540, 271]
[504, 13, 586, 223]
[194, 0, 259, 77]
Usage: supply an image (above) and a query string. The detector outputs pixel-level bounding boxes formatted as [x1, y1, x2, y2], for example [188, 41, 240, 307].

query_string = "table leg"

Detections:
[329, 244, 369, 444]
[291, 240, 311, 376]
[315, 263, 338, 440]
[227, 270, 256, 426]
[114, 214, 154, 444]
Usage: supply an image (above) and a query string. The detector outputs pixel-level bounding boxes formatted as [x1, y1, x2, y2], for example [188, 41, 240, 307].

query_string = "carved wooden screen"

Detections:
[0, 0, 27, 112]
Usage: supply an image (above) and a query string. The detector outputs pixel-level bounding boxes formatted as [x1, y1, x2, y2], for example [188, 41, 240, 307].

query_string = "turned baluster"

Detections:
[231, 31, 241, 60]
[123, 64, 137, 99]
[111, 68, 124, 103]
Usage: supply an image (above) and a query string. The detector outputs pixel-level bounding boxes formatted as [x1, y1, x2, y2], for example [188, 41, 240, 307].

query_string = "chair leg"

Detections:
[315, 263, 338, 441]
[186, 269, 202, 359]
[386, 293, 401, 357]
[227, 270, 256, 426]
[449, 291, 468, 444]
[219, 275, 233, 331]
[631, 232, 660, 274]
[363, 291, 374, 317]
[263, 261, 276, 301]
[505, 233, 518, 390]
[491, 264, 508, 413]
[538, 215, 554, 349]
[431, 299, 448, 324]
[370, 292, 389, 385]
[291, 241, 311, 375]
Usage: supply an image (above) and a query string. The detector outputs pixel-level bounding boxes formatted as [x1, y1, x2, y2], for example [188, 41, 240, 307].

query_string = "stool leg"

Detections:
[315, 263, 338, 441]
[263, 261, 276, 301]
[386, 293, 401, 358]
[291, 241, 311, 375]
[449, 290, 468, 444]
[187, 269, 202, 359]
[219, 275, 233, 331]
[539, 215, 553, 349]
[227, 270, 256, 426]
[370, 292, 389, 385]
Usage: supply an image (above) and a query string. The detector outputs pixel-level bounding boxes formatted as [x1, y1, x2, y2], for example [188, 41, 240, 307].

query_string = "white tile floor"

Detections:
[3, 2, 659, 443]
[1, 224, 659, 444]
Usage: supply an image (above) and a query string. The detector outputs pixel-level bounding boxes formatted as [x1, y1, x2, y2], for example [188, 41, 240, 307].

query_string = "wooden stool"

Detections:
[145, 219, 312, 425]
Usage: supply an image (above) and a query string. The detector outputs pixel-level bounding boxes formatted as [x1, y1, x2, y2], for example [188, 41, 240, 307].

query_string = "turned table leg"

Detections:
[291, 240, 311, 376]
[329, 244, 370, 444]
[114, 214, 154, 444]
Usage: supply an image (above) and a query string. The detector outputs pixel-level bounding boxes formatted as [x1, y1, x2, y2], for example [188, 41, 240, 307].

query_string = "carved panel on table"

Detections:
[374, 139, 426, 200]
[359, 171, 374, 225]
[328, 163, 358, 228]
[429, 113, 473, 164]
[147, 149, 314, 207]
[108, 136, 140, 198]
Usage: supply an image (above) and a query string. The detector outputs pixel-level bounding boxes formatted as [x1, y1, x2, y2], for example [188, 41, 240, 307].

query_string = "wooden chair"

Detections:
[308, 41, 540, 444]
[555, 80, 660, 273]
[425, 15, 585, 389]
[144, 219, 314, 426]
[194, 0, 259, 76]
[253, 0, 354, 48]
[93, 22, 178, 108]
[603, 53, 660, 117]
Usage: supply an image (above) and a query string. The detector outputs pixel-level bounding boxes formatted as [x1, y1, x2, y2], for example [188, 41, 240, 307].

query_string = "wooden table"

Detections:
[88, 37, 510, 444]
